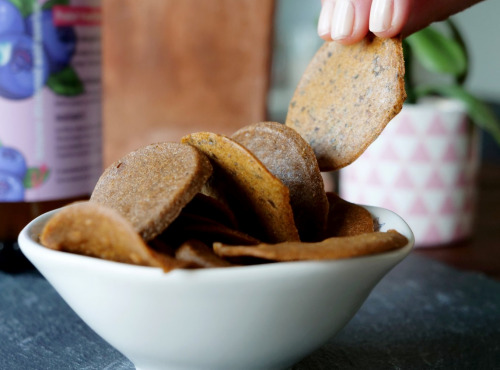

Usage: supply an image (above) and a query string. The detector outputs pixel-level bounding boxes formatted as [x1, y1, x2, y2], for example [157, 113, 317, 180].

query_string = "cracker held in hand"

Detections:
[214, 230, 408, 262]
[232, 122, 329, 241]
[40, 201, 180, 271]
[286, 36, 406, 171]
[182, 132, 300, 243]
[91, 142, 212, 241]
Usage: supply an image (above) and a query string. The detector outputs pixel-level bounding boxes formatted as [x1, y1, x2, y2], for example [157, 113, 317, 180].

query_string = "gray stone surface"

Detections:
[0, 269, 132, 369]
[294, 254, 500, 369]
[1, 254, 499, 369]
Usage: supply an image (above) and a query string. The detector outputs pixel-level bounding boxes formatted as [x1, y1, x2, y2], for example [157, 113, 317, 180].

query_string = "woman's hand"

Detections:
[317, 0, 484, 44]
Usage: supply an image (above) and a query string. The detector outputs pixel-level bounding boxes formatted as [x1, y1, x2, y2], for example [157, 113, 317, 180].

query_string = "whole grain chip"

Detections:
[40, 201, 180, 271]
[325, 192, 374, 237]
[175, 239, 233, 268]
[183, 193, 238, 229]
[162, 212, 260, 246]
[286, 36, 406, 171]
[232, 122, 329, 241]
[90, 142, 212, 241]
[213, 230, 408, 262]
[182, 132, 300, 243]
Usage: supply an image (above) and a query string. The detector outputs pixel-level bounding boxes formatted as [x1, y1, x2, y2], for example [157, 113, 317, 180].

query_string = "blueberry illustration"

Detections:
[0, 146, 27, 179]
[26, 10, 77, 73]
[0, 0, 25, 36]
[0, 172, 24, 201]
[0, 34, 50, 99]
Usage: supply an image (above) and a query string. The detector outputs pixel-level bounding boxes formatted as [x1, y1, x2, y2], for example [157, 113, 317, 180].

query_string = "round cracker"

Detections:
[325, 192, 374, 237]
[232, 122, 328, 241]
[175, 240, 233, 268]
[182, 132, 300, 243]
[161, 212, 260, 247]
[40, 201, 179, 270]
[90, 142, 212, 241]
[182, 193, 238, 229]
[286, 36, 406, 171]
[213, 230, 408, 262]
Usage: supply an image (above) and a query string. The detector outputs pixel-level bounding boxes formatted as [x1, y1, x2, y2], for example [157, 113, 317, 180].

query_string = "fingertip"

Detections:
[332, 30, 368, 45]
[369, 0, 411, 37]
[319, 33, 334, 42]
[330, 0, 371, 44]
[318, 0, 335, 41]
[370, 28, 401, 39]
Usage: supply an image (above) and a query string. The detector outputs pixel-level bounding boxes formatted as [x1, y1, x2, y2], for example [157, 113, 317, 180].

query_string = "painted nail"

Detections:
[370, 0, 394, 33]
[331, 0, 354, 40]
[318, 0, 335, 37]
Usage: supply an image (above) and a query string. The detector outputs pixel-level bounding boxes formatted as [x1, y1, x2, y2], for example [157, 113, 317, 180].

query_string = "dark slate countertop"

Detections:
[1, 253, 499, 370]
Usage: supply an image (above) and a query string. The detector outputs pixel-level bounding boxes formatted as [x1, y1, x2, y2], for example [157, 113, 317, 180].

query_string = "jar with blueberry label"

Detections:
[0, 0, 102, 271]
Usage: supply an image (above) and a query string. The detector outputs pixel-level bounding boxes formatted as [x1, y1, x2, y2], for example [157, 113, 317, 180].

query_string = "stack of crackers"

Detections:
[40, 36, 407, 271]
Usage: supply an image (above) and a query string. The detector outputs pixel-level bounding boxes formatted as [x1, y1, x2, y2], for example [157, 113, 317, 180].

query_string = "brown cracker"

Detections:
[162, 212, 260, 246]
[182, 132, 300, 243]
[175, 239, 233, 268]
[232, 122, 329, 241]
[214, 229, 408, 262]
[40, 201, 180, 271]
[286, 36, 406, 171]
[90, 142, 212, 241]
[182, 193, 238, 229]
[325, 192, 374, 237]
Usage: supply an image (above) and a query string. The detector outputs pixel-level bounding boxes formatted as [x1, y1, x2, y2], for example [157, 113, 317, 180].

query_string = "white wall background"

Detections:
[453, 0, 500, 101]
[268, 0, 500, 121]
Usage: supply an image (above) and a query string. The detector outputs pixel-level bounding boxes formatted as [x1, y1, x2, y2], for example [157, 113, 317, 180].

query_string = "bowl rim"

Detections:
[18, 204, 415, 279]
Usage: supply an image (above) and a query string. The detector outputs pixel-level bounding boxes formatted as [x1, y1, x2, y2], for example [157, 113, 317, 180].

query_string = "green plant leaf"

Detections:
[406, 26, 467, 77]
[43, 0, 70, 10]
[416, 85, 500, 145]
[47, 67, 85, 96]
[446, 19, 469, 85]
[23, 166, 50, 189]
[402, 39, 417, 104]
[8, 0, 33, 17]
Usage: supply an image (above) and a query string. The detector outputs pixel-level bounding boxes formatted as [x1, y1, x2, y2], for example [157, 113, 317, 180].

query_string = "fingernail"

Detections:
[318, 0, 335, 37]
[369, 0, 393, 33]
[331, 0, 354, 40]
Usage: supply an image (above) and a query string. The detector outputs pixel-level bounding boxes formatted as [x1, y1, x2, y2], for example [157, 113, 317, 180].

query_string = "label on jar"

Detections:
[0, 0, 102, 202]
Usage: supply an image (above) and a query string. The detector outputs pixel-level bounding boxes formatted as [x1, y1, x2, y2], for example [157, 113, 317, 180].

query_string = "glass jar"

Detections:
[0, 0, 102, 271]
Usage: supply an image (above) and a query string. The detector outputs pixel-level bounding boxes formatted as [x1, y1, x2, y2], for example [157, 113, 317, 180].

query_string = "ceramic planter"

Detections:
[339, 98, 480, 247]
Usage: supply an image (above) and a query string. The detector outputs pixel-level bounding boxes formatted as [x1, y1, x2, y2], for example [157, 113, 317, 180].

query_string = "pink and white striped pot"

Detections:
[339, 99, 481, 247]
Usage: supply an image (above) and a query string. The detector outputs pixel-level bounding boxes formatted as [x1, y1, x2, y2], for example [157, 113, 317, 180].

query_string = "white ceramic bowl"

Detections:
[19, 205, 414, 370]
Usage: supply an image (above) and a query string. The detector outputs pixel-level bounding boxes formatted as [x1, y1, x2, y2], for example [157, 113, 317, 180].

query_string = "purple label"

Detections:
[0, 0, 102, 202]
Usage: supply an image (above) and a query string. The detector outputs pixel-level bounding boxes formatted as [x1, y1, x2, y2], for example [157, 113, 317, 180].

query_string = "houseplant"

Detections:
[339, 20, 500, 247]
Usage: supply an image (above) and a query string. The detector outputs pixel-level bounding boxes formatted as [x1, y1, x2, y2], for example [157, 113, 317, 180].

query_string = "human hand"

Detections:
[317, 0, 484, 44]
